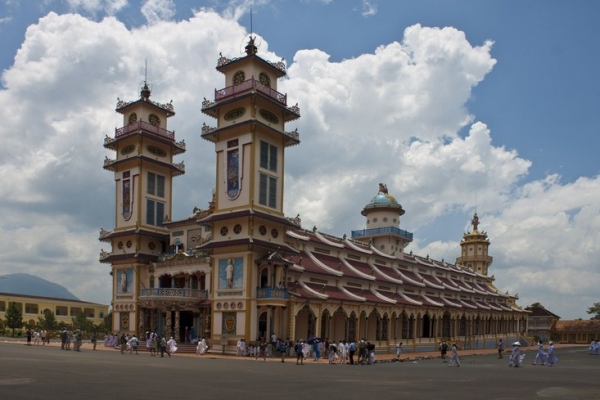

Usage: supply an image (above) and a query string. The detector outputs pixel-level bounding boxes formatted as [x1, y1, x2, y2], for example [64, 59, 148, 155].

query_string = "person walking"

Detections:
[255, 337, 268, 362]
[91, 332, 98, 350]
[120, 333, 127, 354]
[348, 340, 357, 365]
[129, 335, 139, 355]
[532, 341, 546, 365]
[448, 343, 461, 367]
[396, 342, 403, 360]
[295, 340, 304, 365]
[160, 335, 170, 357]
[508, 342, 523, 367]
[497, 339, 504, 359]
[546, 341, 558, 366]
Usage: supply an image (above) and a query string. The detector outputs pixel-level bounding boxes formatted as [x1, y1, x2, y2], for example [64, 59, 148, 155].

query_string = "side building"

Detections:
[0, 293, 108, 328]
[100, 37, 527, 353]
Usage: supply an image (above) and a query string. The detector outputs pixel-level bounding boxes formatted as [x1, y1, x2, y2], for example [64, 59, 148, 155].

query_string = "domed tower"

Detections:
[456, 212, 493, 275]
[351, 183, 413, 256]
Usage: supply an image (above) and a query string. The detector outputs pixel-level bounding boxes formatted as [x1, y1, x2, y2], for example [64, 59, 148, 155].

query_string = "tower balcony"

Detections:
[213, 77, 287, 105]
[140, 288, 208, 300]
[256, 287, 289, 307]
[351, 226, 413, 242]
[103, 157, 185, 176]
[457, 254, 493, 265]
[104, 120, 175, 146]
[200, 122, 300, 146]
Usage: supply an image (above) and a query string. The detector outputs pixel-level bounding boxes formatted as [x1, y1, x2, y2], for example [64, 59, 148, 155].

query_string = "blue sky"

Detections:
[0, 0, 599, 320]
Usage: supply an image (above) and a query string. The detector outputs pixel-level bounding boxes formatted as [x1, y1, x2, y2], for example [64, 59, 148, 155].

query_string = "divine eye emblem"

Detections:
[149, 114, 160, 126]
[147, 145, 166, 157]
[233, 71, 245, 85]
[259, 109, 279, 124]
[259, 72, 270, 86]
[224, 107, 245, 121]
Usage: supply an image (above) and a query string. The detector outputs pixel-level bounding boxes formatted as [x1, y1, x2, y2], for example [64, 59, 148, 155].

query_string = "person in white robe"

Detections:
[338, 341, 346, 364]
[196, 337, 207, 355]
[589, 340, 596, 355]
[448, 343, 460, 367]
[532, 341, 546, 365]
[509, 342, 523, 367]
[167, 337, 178, 354]
[396, 342, 403, 359]
[546, 341, 558, 366]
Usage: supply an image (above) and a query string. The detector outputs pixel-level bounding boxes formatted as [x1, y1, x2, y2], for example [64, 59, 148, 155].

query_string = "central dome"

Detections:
[361, 186, 405, 216]
[370, 193, 397, 205]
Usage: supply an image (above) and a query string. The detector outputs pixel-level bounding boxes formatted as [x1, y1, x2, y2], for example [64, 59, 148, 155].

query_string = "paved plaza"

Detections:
[0, 342, 598, 399]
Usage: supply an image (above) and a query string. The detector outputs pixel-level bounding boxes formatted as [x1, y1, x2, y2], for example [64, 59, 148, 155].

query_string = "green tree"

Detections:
[102, 311, 113, 333]
[72, 312, 93, 333]
[5, 302, 23, 336]
[38, 309, 58, 331]
[586, 302, 600, 320]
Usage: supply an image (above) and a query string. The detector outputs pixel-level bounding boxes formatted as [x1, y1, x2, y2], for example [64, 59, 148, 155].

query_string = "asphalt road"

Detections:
[0, 342, 598, 400]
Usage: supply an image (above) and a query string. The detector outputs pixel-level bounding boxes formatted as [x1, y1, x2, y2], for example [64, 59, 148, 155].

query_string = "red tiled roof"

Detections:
[397, 270, 426, 287]
[416, 272, 444, 289]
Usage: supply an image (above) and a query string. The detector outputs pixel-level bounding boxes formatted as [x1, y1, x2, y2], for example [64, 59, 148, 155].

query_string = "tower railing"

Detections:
[214, 78, 287, 105]
[115, 120, 175, 141]
[351, 226, 413, 241]
[256, 287, 289, 299]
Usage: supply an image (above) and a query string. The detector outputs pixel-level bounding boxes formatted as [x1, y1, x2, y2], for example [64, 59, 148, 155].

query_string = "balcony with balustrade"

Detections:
[256, 287, 289, 307]
[351, 226, 413, 241]
[202, 78, 301, 122]
[140, 288, 208, 302]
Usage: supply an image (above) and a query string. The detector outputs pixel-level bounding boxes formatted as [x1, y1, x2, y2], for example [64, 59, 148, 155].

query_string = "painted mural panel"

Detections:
[118, 268, 134, 294]
[219, 257, 243, 289]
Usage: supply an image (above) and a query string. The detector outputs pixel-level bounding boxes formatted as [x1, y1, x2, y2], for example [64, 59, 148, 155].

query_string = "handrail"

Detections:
[351, 226, 413, 241]
[140, 288, 208, 299]
[115, 120, 175, 140]
[214, 78, 287, 105]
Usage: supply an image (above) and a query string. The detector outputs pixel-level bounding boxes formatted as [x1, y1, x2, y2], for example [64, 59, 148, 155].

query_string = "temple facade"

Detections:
[100, 37, 527, 353]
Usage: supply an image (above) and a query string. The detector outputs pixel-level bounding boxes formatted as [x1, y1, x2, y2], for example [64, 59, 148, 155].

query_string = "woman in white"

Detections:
[196, 337, 207, 355]
[532, 341, 546, 365]
[396, 342, 403, 359]
[167, 336, 178, 354]
[339, 340, 347, 364]
[546, 341, 558, 366]
[509, 342, 523, 367]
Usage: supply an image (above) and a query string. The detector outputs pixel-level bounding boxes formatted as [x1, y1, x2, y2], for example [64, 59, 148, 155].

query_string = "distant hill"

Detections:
[0, 273, 80, 301]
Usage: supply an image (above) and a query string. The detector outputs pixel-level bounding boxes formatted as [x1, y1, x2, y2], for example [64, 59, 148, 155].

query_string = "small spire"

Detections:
[140, 83, 151, 100]
[471, 212, 479, 232]
[245, 36, 257, 55]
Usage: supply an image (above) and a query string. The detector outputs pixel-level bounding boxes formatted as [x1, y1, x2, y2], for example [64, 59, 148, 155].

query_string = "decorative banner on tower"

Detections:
[227, 149, 241, 199]
[122, 176, 132, 220]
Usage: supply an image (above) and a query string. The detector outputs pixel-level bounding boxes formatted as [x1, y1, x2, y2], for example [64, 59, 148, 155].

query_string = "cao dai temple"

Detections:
[99, 37, 528, 353]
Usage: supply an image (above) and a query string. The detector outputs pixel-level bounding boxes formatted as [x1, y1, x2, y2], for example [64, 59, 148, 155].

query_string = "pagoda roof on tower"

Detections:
[115, 83, 175, 117]
[215, 52, 287, 78]
[196, 237, 298, 255]
[197, 209, 299, 227]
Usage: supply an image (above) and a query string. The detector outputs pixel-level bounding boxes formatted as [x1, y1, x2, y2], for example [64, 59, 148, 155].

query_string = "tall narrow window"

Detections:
[147, 172, 165, 198]
[259, 140, 277, 172]
[259, 173, 277, 209]
[146, 199, 165, 226]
